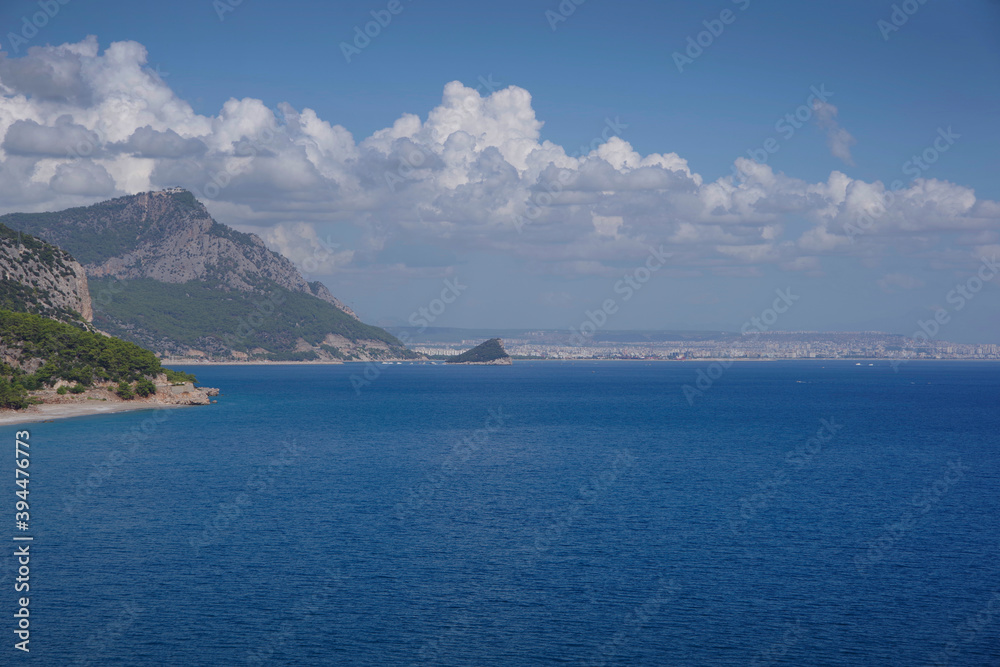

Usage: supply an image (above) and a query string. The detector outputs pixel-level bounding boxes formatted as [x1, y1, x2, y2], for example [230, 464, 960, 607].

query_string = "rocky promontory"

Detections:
[35, 375, 219, 406]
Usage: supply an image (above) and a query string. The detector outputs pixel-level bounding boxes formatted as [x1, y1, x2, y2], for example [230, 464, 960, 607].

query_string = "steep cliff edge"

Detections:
[1, 189, 415, 361]
[0, 223, 92, 324]
[1, 188, 356, 317]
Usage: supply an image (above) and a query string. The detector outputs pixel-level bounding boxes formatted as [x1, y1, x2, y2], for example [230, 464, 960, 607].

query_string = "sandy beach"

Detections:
[0, 401, 195, 426]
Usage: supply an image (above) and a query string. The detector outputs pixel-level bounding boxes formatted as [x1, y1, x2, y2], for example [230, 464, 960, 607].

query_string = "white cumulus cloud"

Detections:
[0, 37, 996, 283]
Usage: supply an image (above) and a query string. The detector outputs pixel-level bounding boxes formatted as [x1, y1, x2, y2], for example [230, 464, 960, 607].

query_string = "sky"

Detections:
[0, 0, 998, 342]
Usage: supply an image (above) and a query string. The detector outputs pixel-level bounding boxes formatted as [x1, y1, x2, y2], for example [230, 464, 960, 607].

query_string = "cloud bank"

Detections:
[0, 37, 996, 281]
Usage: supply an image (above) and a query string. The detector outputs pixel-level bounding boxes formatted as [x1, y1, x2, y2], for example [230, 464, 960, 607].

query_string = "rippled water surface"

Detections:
[6, 361, 1000, 665]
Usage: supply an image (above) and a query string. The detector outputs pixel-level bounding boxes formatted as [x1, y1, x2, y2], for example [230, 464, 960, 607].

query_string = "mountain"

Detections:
[0, 223, 92, 325]
[445, 338, 512, 365]
[0, 225, 218, 410]
[0, 189, 416, 361]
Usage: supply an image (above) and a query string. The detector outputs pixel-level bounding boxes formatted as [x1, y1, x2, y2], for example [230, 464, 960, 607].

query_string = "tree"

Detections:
[135, 378, 156, 397]
[115, 381, 135, 400]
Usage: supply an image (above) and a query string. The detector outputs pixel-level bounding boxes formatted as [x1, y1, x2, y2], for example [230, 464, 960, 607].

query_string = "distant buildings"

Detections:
[415, 333, 999, 361]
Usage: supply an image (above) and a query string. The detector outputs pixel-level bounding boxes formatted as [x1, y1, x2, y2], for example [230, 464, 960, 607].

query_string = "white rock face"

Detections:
[82, 190, 358, 319]
[0, 234, 93, 322]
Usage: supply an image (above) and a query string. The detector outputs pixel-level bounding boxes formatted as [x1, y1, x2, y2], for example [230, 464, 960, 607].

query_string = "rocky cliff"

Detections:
[0, 190, 414, 361]
[1, 189, 357, 318]
[0, 223, 92, 324]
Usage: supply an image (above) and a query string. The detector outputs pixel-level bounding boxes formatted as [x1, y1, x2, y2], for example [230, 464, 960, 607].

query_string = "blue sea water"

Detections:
[4, 360, 1000, 666]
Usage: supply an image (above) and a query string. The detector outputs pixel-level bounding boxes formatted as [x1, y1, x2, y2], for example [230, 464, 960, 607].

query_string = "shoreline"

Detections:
[0, 401, 197, 426]
[163, 357, 1000, 366]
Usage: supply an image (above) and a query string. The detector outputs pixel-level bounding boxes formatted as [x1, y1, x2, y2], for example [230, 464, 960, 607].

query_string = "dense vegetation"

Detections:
[90, 277, 410, 357]
[445, 338, 510, 364]
[0, 190, 202, 266]
[1, 203, 150, 266]
[0, 309, 196, 409]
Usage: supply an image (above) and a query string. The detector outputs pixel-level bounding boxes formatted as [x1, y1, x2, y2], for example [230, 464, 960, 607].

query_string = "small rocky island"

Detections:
[445, 338, 513, 365]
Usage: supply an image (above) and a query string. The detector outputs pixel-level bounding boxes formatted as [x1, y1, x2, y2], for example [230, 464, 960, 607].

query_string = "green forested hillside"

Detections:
[0, 190, 201, 266]
[90, 277, 412, 358]
[0, 309, 195, 409]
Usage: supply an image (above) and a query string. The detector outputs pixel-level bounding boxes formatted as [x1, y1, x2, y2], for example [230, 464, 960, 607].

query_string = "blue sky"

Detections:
[1, 0, 998, 341]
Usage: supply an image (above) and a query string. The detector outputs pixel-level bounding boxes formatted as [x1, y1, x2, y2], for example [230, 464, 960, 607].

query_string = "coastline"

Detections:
[0, 401, 195, 426]
[163, 359, 425, 365]
[0, 379, 220, 426]
[164, 357, 1000, 366]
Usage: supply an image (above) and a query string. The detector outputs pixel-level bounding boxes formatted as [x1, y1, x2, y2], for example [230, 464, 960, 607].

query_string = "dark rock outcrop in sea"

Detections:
[445, 338, 513, 365]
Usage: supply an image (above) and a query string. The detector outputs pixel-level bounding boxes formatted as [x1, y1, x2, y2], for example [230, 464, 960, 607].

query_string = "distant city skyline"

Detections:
[384, 327, 1000, 363]
[0, 1, 998, 342]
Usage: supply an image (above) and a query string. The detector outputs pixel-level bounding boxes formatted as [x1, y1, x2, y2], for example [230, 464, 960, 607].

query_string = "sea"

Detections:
[4, 360, 1000, 666]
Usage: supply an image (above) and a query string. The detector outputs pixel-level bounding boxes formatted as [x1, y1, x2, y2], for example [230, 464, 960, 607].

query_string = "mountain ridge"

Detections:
[0, 188, 358, 319]
[0, 189, 415, 361]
